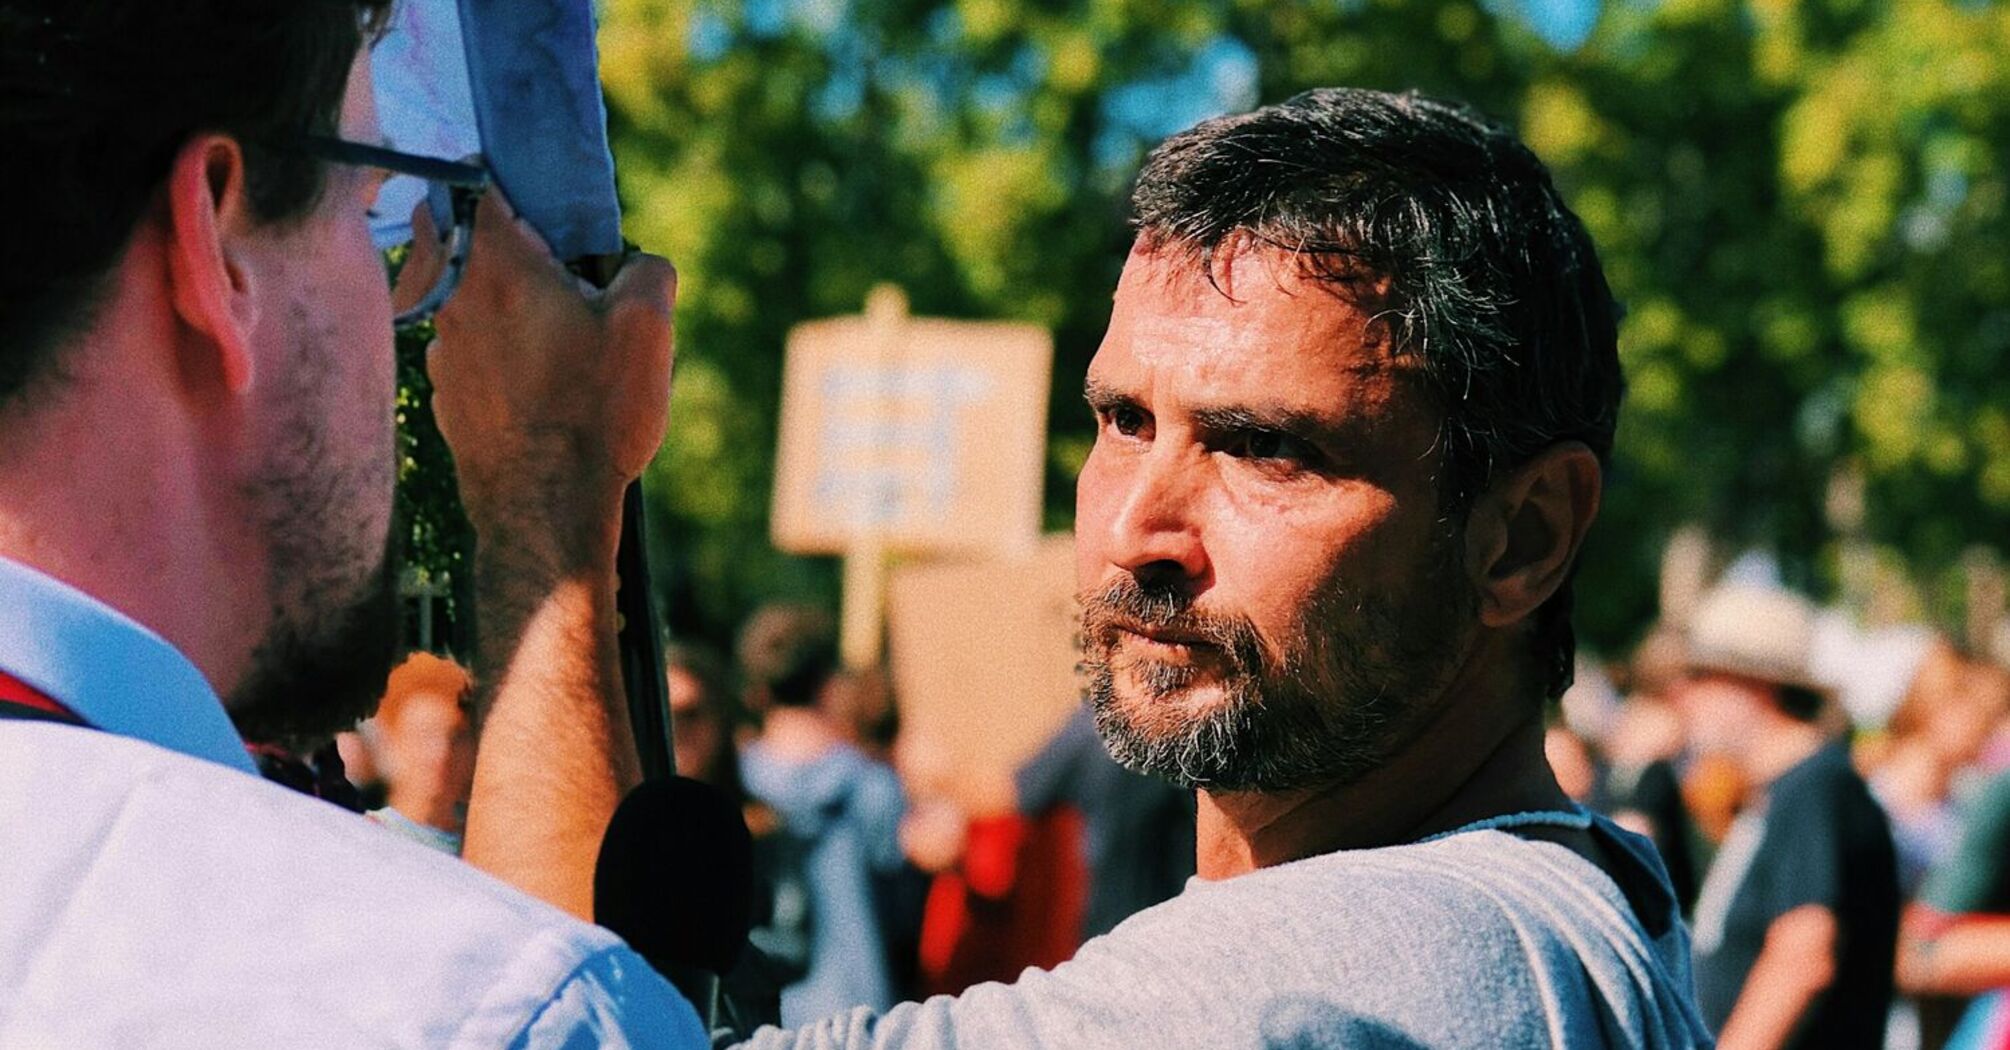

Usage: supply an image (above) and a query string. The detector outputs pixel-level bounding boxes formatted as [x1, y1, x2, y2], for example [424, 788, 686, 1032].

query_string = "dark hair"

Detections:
[0, 0, 391, 403]
[736, 604, 839, 709]
[1775, 683, 1826, 724]
[1129, 87, 1623, 701]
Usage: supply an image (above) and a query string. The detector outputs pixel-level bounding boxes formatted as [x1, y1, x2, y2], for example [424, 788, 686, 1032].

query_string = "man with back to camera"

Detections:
[0, 1, 709, 1044]
[525, 88, 1719, 1047]
[735, 605, 908, 1025]
[362, 651, 479, 855]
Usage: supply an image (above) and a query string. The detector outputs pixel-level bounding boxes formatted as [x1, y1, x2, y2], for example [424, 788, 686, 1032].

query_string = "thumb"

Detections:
[392, 201, 448, 317]
[601, 251, 679, 323]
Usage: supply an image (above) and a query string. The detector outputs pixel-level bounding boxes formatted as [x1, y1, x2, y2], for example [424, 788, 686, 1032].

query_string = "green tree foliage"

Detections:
[395, 318, 474, 652]
[393, 0, 2010, 653]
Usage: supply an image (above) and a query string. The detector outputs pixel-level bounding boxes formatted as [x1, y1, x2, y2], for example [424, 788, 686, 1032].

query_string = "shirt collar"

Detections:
[0, 556, 257, 775]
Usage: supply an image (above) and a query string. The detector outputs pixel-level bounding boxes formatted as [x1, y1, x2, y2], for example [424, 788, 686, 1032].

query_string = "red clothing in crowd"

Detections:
[917, 809, 1086, 997]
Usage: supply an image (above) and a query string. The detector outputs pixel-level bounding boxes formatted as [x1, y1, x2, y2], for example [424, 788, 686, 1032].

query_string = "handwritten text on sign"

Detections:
[772, 303, 1051, 556]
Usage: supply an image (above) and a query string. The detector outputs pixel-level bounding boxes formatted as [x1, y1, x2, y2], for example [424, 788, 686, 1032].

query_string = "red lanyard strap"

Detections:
[0, 671, 89, 727]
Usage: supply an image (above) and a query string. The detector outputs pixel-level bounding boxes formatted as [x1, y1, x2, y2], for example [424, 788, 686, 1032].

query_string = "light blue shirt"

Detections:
[0, 555, 257, 774]
[0, 556, 707, 1048]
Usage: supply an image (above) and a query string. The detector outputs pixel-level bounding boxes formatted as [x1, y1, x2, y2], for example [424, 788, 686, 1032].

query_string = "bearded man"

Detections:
[740, 88, 1709, 1047]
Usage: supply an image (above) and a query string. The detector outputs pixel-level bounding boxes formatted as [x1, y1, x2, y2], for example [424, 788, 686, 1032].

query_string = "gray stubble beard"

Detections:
[1079, 537, 1474, 794]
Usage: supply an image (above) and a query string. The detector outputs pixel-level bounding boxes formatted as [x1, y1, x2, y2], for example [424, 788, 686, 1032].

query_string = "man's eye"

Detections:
[1230, 430, 1316, 466]
[1109, 406, 1148, 437]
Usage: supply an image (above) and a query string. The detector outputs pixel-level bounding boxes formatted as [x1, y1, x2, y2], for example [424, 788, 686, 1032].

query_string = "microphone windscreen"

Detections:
[594, 776, 756, 975]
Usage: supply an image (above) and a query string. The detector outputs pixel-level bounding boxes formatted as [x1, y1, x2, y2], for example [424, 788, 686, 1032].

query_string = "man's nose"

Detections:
[1103, 446, 1209, 585]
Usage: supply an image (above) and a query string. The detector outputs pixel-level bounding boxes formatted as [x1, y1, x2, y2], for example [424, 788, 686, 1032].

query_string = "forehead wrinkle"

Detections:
[1104, 242, 1443, 448]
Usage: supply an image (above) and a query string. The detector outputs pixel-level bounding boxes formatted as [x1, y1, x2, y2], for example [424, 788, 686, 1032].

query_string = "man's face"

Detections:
[1074, 244, 1478, 792]
[226, 49, 401, 749]
[668, 666, 725, 783]
[1669, 672, 1768, 757]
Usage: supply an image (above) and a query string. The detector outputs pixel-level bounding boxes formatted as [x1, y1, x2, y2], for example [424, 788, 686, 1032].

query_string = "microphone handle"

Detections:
[615, 480, 675, 782]
[656, 962, 723, 1041]
[573, 249, 675, 784]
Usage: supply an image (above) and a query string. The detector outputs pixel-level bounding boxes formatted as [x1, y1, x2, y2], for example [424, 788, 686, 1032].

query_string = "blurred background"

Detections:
[588, 0, 2010, 660]
[348, 2, 2010, 1043]
[392, 0, 2010, 664]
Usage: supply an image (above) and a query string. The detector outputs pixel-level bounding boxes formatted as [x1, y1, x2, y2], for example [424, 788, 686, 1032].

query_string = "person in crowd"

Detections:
[668, 640, 817, 1031]
[1012, 704, 1196, 941]
[361, 651, 477, 854]
[1605, 628, 1702, 911]
[668, 641, 744, 799]
[1676, 583, 1900, 1050]
[527, 87, 1715, 1047]
[1898, 760, 2010, 1047]
[896, 730, 1086, 996]
[0, 2, 703, 1043]
[735, 604, 909, 1025]
[1865, 642, 2010, 895]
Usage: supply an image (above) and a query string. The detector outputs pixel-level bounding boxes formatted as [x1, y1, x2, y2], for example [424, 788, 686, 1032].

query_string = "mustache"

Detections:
[1079, 574, 1268, 669]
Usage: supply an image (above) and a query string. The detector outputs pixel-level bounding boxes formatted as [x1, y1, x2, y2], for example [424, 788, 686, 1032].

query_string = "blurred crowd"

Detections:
[1549, 580, 2010, 1050]
[342, 602, 1194, 1029]
[335, 568, 2010, 1049]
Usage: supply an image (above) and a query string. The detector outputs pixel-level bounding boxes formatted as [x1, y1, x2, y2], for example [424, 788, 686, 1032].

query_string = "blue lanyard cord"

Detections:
[1417, 806, 1594, 844]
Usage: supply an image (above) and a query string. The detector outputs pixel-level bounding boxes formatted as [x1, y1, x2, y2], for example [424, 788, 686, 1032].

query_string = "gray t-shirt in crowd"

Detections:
[735, 812, 1713, 1049]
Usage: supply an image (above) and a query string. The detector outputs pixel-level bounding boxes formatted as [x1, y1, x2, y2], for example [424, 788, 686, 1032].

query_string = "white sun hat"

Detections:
[1684, 583, 1827, 691]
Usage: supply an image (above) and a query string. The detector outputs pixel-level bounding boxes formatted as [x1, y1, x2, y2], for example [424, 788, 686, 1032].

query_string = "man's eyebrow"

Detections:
[1082, 378, 1135, 411]
[1189, 403, 1354, 443]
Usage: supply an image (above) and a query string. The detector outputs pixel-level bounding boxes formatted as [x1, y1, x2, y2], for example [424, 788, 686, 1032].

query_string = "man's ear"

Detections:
[1462, 443, 1603, 628]
[163, 134, 261, 394]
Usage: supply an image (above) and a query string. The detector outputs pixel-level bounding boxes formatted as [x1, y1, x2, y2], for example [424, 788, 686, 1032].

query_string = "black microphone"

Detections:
[594, 776, 756, 1022]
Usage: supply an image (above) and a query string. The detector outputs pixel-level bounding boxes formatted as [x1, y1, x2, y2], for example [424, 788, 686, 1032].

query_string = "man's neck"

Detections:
[1193, 657, 1569, 879]
[0, 312, 260, 698]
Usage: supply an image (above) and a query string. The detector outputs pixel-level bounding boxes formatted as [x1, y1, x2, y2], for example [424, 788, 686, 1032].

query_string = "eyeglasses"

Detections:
[275, 135, 490, 329]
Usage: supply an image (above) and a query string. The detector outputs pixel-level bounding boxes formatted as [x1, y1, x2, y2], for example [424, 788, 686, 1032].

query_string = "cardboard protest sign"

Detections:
[886, 534, 1082, 811]
[771, 288, 1052, 559]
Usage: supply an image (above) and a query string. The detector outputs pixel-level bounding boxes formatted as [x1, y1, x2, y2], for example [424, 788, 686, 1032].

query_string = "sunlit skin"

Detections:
[1076, 242, 1605, 878]
[379, 689, 476, 835]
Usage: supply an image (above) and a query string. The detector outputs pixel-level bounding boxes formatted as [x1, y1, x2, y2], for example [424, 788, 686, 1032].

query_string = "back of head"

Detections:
[1128, 88, 1622, 702]
[736, 604, 838, 710]
[0, 0, 389, 405]
[376, 651, 473, 732]
[820, 666, 896, 753]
